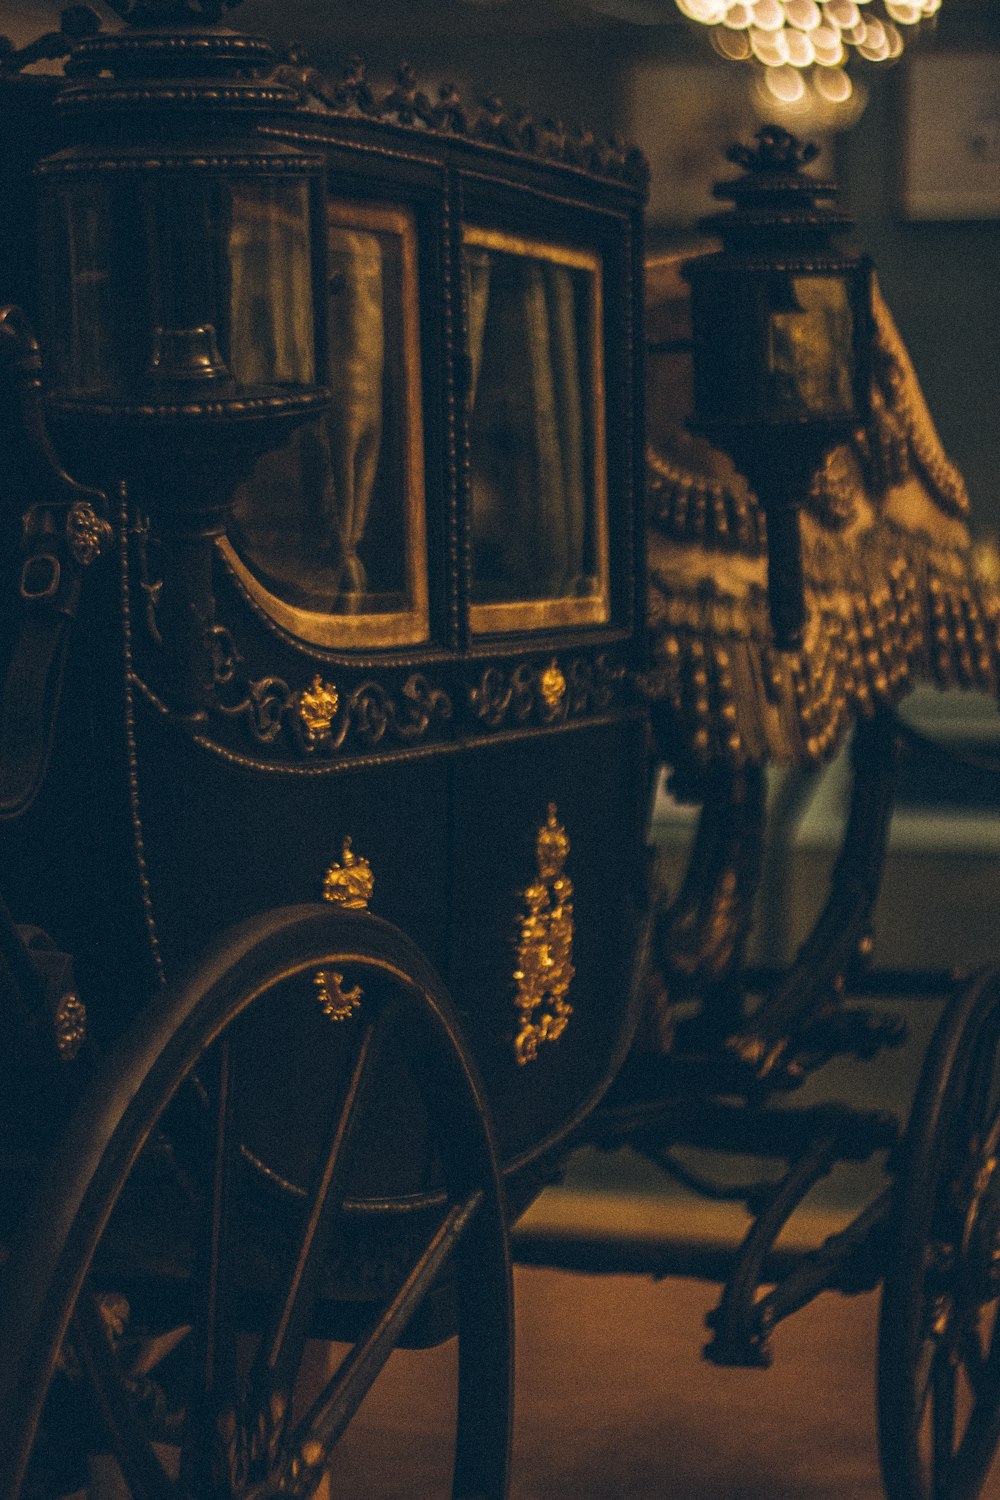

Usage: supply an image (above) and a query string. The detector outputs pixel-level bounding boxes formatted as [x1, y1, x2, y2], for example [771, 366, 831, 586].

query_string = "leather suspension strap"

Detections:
[0, 306, 111, 821]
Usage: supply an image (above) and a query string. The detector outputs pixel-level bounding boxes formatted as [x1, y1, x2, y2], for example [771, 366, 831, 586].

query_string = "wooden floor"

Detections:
[321, 1261, 1000, 1500]
[83, 1253, 1000, 1499]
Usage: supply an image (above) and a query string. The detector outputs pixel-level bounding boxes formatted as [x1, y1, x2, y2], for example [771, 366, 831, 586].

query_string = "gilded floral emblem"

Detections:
[54, 991, 87, 1061]
[66, 501, 111, 567]
[315, 839, 374, 1020]
[538, 661, 567, 711]
[322, 837, 375, 911]
[513, 804, 574, 1066]
[298, 675, 340, 745]
[315, 970, 363, 1023]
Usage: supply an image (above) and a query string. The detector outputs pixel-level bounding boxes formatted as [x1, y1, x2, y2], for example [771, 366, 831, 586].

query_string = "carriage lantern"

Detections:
[684, 127, 874, 650]
[33, 4, 329, 709]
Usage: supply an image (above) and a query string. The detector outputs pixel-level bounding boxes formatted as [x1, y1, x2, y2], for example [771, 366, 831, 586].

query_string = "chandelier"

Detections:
[675, 0, 940, 115]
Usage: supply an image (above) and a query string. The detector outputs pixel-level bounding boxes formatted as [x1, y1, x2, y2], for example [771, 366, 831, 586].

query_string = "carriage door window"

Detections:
[463, 227, 610, 634]
[224, 202, 429, 649]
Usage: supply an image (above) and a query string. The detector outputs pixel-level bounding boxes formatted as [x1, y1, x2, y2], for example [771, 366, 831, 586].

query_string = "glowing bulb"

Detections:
[784, 27, 816, 64]
[884, 0, 922, 20]
[857, 19, 890, 59]
[676, 0, 729, 22]
[785, 0, 821, 26]
[765, 64, 807, 100]
[712, 24, 754, 56]
[751, 0, 787, 31]
[722, 1, 755, 25]
[751, 24, 790, 61]
[811, 24, 846, 62]
[814, 65, 853, 101]
[824, 0, 861, 28]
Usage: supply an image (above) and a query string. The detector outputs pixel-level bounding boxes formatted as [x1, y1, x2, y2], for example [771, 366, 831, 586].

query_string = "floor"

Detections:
[324, 1263, 910, 1499]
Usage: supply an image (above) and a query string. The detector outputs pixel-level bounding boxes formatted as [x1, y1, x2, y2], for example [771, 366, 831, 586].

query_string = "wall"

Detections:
[840, 31, 1000, 534]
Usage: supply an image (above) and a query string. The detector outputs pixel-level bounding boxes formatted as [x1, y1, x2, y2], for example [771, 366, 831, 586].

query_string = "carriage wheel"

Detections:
[0, 904, 512, 1500]
[878, 969, 1000, 1500]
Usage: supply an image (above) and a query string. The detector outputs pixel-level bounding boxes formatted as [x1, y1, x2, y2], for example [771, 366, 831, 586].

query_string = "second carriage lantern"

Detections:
[33, 4, 329, 709]
[684, 128, 874, 650]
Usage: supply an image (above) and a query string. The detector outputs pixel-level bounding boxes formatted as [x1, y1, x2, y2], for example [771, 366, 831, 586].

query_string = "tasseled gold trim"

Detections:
[645, 521, 1000, 771]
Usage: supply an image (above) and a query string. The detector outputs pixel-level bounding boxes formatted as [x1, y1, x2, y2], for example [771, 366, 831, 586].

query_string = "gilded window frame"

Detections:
[463, 225, 611, 637]
[219, 199, 430, 650]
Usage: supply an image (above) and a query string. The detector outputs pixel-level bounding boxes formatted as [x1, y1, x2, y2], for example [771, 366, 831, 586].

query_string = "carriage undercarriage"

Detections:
[4, 706, 1000, 1500]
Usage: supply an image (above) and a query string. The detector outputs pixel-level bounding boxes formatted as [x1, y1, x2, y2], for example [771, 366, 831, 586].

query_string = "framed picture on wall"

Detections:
[903, 52, 1000, 219]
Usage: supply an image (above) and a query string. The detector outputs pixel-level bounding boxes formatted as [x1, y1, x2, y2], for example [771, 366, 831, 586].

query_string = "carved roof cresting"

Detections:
[273, 55, 650, 188]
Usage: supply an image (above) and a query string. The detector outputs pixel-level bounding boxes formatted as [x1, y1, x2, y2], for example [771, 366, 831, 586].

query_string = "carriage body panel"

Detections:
[0, 83, 650, 1183]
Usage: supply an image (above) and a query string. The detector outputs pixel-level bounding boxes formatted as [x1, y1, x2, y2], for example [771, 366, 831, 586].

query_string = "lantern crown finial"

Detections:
[726, 127, 820, 177]
[701, 128, 851, 249]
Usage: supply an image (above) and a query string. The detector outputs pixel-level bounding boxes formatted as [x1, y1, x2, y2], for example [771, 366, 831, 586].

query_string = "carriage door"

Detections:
[448, 208, 648, 1170]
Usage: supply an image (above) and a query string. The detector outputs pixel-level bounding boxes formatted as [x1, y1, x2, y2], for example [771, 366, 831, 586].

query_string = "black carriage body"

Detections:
[0, 78, 650, 1187]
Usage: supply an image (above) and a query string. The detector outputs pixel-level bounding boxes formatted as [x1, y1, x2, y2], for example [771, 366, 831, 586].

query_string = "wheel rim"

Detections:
[0, 905, 512, 1500]
[878, 969, 1000, 1500]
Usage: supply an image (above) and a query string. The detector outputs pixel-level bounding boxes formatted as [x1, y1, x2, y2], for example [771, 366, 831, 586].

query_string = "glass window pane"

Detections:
[40, 174, 316, 399]
[224, 201, 428, 649]
[765, 273, 856, 418]
[464, 227, 610, 634]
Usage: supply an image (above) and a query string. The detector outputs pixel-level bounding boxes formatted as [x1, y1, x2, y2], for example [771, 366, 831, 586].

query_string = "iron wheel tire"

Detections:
[0, 903, 512, 1500]
[878, 968, 1000, 1500]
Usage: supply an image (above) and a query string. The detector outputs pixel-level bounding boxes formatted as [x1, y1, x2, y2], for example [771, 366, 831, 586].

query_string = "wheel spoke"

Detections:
[280, 1188, 485, 1496]
[180, 1034, 244, 1493]
[931, 1344, 957, 1498]
[72, 1284, 178, 1500]
[964, 1024, 1000, 1158]
[958, 1315, 989, 1403]
[247, 1011, 383, 1468]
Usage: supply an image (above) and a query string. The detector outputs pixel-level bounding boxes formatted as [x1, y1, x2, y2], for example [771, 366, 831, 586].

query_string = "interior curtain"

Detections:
[227, 181, 315, 385]
[325, 225, 385, 610]
[465, 246, 492, 412]
[468, 250, 588, 600]
[531, 261, 586, 593]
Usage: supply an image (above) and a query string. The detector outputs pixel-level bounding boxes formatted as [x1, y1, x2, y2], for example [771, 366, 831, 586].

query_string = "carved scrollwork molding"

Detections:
[207, 647, 453, 760]
[468, 654, 625, 732]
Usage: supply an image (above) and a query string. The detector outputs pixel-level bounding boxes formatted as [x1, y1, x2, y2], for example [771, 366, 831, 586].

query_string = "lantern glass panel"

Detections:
[463, 227, 610, 633]
[764, 272, 855, 418]
[39, 169, 317, 399]
[223, 201, 429, 650]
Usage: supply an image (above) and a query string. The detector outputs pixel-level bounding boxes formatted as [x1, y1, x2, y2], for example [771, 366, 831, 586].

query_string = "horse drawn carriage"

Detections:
[0, 7, 998, 1499]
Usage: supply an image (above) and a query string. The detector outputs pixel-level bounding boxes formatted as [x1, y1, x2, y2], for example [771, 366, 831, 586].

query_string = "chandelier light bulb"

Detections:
[712, 26, 755, 56]
[723, 2, 756, 27]
[785, 28, 817, 65]
[766, 63, 809, 98]
[814, 64, 854, 99]
[751, 0, 787, 30]
[674, 0, 939, 111]
[785, 0, 822, 29]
